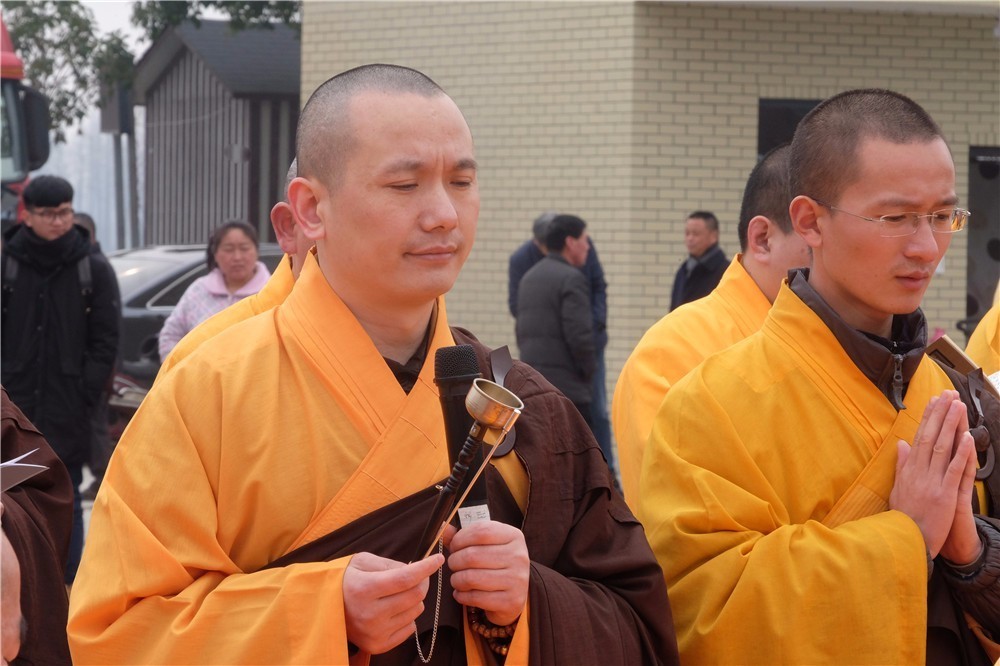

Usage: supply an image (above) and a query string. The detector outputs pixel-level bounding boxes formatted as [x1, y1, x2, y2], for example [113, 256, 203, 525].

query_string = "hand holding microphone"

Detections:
[412, 346, 524, 562]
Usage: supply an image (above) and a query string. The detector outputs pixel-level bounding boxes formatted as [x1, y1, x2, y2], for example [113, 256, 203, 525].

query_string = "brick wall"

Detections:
[301, 0, 999, 403]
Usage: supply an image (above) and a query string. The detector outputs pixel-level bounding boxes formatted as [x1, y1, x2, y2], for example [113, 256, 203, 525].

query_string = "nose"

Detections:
[902, 215, 945, 263]
[419, 182, 459, 232]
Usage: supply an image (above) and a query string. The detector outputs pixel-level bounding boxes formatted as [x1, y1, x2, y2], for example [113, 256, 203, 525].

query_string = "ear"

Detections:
[745, 215, 773, 264]
[287, 176, 327, 242]
[269, 202, 298, 256]
[789, 195, 824, 249]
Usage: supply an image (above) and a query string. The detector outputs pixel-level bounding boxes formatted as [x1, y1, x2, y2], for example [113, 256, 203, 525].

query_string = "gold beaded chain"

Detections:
[414, 539, 445, 664]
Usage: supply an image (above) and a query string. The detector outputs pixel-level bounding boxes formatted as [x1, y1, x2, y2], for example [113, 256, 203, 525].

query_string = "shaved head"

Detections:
[297, 64, 450, 188]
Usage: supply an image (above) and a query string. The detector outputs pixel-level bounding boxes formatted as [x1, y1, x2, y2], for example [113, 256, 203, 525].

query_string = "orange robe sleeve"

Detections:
[638, 285, 938, 664]
[69, 258, 458, 663]
[613, 257, 770, 509]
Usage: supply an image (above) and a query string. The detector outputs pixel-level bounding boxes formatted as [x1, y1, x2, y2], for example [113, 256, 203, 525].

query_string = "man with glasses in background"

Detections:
[639, 89, 1000, 664]
[1, 175, 120, 589]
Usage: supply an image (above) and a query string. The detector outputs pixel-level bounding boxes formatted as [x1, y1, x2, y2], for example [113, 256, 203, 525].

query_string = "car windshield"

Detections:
[109, 255, 192, 300]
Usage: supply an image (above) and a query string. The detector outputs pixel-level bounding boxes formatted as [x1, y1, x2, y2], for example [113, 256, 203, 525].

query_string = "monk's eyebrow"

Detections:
[381, 158, 424, 175]
[380, 157, 478, 176]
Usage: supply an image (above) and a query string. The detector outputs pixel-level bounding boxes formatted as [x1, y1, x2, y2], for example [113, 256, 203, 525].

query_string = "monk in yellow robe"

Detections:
[69, 64, 677, 665]
[157, 159, 310, 377]
[613, 145, 810, 508]
[639, 89, 1000, 665]
[966, 298, 999, 377]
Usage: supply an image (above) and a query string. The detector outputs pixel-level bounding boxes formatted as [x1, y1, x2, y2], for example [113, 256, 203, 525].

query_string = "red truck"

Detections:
[1, 16, 50, 226]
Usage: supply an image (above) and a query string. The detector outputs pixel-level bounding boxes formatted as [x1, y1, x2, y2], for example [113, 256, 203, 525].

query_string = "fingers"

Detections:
[927, 400, 967, 475]
[447, 521, 530, 627]
[952, 432, 977, 499]
[912, 392, 953, 466]
[448, 520, 519, 553]
[343, 552, 445, 654]
[351, 551, 444, 587]
[894, 440, 910, 476]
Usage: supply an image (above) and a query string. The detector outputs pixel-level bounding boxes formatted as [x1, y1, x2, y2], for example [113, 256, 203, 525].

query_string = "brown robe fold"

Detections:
[1, 386, 74, 665]
[268, 331, 679, 666]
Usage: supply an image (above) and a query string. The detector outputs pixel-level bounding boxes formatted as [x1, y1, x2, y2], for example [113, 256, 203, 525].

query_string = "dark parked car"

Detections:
[109, 243, 283, 388]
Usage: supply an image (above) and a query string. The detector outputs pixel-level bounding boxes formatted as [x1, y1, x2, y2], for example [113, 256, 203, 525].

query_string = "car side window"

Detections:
[148, 268, 207, 308]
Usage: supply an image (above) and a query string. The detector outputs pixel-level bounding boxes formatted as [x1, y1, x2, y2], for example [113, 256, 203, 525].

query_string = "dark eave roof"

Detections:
[133, 20, 300, 104]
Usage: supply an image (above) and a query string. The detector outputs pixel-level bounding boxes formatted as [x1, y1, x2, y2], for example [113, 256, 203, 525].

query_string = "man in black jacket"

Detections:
[516, 214, 596, 424]
[1, 175, 120, 585]
[670, 210, 728, 310]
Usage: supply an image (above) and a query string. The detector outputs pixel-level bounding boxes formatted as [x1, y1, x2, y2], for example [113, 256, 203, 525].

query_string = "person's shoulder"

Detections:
[510, 239, 533, 258]
[182, 273, 214, 296]
[519, 255, 549, 282]
[166, 307, 282, 384]
[86, 251, 116, 281]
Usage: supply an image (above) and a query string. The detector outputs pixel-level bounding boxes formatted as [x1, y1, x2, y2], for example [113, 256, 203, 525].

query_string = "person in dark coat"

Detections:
[1, 175, 120, 584]
[509, 212, 613, 468]
[1, 387, 74, 664]
[516, 214, 596, 423]
[670, 210, 728, 310]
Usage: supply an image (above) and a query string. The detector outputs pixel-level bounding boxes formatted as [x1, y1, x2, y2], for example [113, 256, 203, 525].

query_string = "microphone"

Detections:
[412, 376, 524, 561]
[434, 345, 490, 527]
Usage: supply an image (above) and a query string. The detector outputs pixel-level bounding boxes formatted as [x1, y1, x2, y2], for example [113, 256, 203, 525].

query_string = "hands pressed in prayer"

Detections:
[889, 390, 979, 561]
[342, 551, 445, 654]
[443, 520, 530, 627]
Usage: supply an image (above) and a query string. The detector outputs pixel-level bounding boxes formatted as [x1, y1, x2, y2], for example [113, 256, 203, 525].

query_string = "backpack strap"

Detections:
[931, 355, 999, 517]
[3, 253, 17, 283]
[77, 255, 93, 314]
[488, 345, 528, 516]
[1, 254, 16, 315]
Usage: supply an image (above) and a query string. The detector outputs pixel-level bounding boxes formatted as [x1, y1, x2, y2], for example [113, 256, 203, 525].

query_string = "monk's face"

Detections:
[315, 90, 479, 311]
[806, 136, 955, 336]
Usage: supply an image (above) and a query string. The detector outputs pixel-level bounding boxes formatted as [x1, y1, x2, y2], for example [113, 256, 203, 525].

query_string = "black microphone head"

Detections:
[434, 345, 481, 385]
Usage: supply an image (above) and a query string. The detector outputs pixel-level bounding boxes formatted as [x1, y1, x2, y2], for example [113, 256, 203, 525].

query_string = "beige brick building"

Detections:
[300, 1, 999, 403]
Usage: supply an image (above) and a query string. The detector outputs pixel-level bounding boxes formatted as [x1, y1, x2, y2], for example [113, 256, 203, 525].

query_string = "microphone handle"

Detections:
[412, 431, 483, 561]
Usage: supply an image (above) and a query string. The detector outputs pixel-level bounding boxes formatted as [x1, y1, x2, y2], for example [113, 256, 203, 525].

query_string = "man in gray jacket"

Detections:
[516, 214, 596, 424]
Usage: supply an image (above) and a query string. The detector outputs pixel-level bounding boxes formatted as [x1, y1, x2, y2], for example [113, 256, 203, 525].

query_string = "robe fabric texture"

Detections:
[612, 256, 769, 510]
[68, 255, 677, 665]
[966, 303, 999, 377]
[638, 279, 991, 665]
[157, 254, 295, 377]
[1, 387, 74, 664]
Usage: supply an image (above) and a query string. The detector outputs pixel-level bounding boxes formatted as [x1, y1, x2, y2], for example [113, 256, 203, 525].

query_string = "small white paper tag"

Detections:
[457, 503, 491, 528]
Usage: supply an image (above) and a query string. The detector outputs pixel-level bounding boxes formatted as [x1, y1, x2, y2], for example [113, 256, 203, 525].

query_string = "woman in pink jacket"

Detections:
[158, 221, 271, 361]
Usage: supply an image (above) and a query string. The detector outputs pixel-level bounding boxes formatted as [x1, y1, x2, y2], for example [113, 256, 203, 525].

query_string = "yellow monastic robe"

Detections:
[612, 256, 770, 510]
[68, 255, 529, 664]
[157, 253, 296, 377]
[639, 281, 946, 665]
[967, 303, 999, 376]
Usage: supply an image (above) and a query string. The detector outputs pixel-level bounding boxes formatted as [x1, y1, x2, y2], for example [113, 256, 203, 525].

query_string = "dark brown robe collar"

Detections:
[787, 268, 927, 410]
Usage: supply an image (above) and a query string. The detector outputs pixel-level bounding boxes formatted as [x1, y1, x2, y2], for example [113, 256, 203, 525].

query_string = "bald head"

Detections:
[297, 64, 449, 188]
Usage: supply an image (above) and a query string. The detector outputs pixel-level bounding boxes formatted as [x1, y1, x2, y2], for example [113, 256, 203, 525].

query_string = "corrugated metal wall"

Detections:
[143, 50, 297, 245]
[247, 96, 298, 242]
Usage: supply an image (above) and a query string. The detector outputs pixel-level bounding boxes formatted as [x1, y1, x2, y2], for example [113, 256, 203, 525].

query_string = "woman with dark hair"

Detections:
[158, 221, 270, 360]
